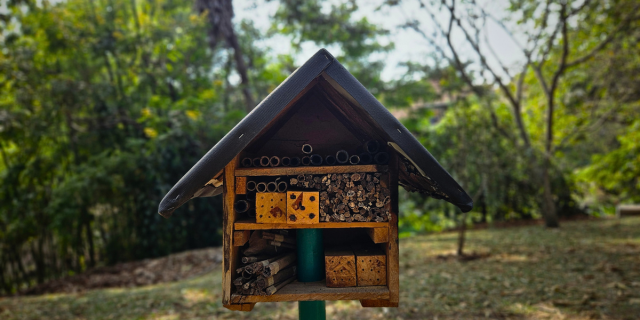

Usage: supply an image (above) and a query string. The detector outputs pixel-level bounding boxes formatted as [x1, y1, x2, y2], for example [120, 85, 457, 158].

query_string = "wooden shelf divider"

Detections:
[235, 219, 389, 230]
[230, 280, 389, 303]
[235, 164, 388, 177]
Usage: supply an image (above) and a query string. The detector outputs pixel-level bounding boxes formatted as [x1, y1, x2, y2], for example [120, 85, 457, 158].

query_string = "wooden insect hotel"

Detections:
[158, 49, 473, 312]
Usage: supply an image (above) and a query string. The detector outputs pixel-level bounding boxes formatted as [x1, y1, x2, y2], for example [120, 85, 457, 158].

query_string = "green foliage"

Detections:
[0, 0, 254, 293]
[576, 119, 640, 207]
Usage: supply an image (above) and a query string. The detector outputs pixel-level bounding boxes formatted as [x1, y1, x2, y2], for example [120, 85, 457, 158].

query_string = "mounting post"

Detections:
[296, 229, 326, 320]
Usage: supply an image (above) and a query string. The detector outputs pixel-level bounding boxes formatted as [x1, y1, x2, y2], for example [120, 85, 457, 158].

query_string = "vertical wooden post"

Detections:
[223, 156, 239, 306]
[387, 152, 400, 304]
[362, 152, 400, 307]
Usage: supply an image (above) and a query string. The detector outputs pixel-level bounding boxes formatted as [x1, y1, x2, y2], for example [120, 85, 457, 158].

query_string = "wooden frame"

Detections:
[222, 153, 400, 311]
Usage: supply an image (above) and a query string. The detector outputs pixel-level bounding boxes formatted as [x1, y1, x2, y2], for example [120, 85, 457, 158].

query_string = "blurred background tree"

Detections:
[0, 0, 638, 294]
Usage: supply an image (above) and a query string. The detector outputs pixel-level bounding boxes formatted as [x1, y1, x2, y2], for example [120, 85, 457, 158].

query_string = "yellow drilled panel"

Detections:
[286, 191, 320, 224]
[256, 193, 287, 223]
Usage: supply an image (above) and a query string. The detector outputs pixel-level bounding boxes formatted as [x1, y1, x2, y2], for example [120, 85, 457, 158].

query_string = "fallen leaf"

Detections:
[629, 299, 640, 305]
[605, 282, 628, 290]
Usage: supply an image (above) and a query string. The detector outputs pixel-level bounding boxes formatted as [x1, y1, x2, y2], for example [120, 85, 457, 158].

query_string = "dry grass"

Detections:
[1, 217, 638, 320]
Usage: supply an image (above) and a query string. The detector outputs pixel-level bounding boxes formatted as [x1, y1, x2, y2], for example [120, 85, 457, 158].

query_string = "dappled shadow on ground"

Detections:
[0, 218, 638, 320]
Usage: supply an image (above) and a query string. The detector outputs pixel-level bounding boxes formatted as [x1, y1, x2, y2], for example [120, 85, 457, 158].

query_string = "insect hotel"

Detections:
[158, 49, 473, 312]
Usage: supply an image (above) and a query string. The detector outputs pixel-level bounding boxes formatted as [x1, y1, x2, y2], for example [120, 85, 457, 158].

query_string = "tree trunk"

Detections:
[541, 161, 560, 228]
[457, 210, 468, 256]
[226, 31, 255, 113]
[85, 214, 96, 268]
[195, 0, 255, 112]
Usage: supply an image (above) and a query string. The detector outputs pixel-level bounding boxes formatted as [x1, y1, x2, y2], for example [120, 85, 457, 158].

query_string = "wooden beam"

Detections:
[235, 165, 388, 177]
[387, 153, 400, 304]
[233, 230, 250, 247]
[235, 220, 388, 230]
[223, 303, 255, 312]
[235, 177, 247, 195]
[359, 300, 399, 307]
[230, 281, 389, 303]
[222, 157, 239, 305]
[366, 228, 389, 244]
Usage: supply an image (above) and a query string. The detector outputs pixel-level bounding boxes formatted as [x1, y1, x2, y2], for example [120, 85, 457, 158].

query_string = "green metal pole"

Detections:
[296, 228, 326, 320]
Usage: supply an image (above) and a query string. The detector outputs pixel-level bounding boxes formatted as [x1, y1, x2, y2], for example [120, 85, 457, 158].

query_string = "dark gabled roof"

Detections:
[158, 49, 473, 218]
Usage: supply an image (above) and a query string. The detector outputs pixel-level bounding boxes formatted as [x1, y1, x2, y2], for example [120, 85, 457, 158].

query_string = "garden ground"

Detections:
[1, 217, 639, 320]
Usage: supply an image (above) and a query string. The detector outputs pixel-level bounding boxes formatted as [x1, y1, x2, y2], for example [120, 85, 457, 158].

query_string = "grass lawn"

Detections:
[1, 217, 639, 320]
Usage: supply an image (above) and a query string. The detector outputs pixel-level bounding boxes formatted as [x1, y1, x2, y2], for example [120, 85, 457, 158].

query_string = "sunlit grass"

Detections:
[1, 217, 638, 319]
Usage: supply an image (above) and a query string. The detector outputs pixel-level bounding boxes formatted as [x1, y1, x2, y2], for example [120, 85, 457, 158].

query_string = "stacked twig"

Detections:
[289, 172, 391, 222]
[234, 252, 297, 296]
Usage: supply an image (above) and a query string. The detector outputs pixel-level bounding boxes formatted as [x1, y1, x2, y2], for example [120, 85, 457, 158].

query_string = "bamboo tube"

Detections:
[256, 182, 267, 193]
[325, 155, 336, 165]
[266, 181, 278, 192]
[290, 157, 301, 167]
[277, 181, 288, 192]
[269, 241, 296, 249]
[242, 254, 270, 264]
[242, 279, 256, 290]
[246, 181, 257, 192]
[262, 252, 297, 278]
[336, 150, 349, 164]
[260, 156, 270, 167]
[234, 200, 250, 213]
[269, 156, 280, 167]
[262, 232, 296, 244]
[359, 153, 373, 165]
[252, 158, 261, 167]
[310, 154, 323, 166]
[366, 140, 380, 154]
[301, 144, 313, 154]
[256, 266, 297, 290]
[301, 156, 311, 166]
[241, 157, 253, 167]
[247, 253, 288, 275]
[349, 154, 360, 165]
[281, 157, 291, 166]
[374, 152, 389, 164]
[265, 276, 296, 296]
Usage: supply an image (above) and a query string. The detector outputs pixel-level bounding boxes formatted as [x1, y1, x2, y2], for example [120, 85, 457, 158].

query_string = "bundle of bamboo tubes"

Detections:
[289, 172, 391, 222]
[239, 141, 389, 168]
[234, 251, 297, 296]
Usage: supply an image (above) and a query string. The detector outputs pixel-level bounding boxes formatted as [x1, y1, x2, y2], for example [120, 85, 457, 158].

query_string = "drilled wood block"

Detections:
[256, 193, 287, 223]
[366, 227, 389, 244]
[325, 248, 356, 288]
[235, 177, 247, 195]
[355, 247, 386, 286]
[233, 230, 250, 247]
[286, 191, 320, 224]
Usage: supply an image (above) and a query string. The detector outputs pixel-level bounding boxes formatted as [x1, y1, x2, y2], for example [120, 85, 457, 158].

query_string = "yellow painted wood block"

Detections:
[286, 191, 320, 224]
[325, 248, 356, 287]
[256, 193, 287, 223]
[355, 247, 386, 286]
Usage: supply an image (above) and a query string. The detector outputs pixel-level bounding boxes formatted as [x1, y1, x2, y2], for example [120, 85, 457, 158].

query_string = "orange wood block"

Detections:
[233, 230, 250, 247]
[366, 227, 389, 243]
[235, 177, 247, 195]
[223, 303, 255, 312]
[286, 191, 320, 224]
[325, 248, 356, 288]
[256, 193, 287, 223]
[355, 247, 386, 286]
[360, 300, 398, 307]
